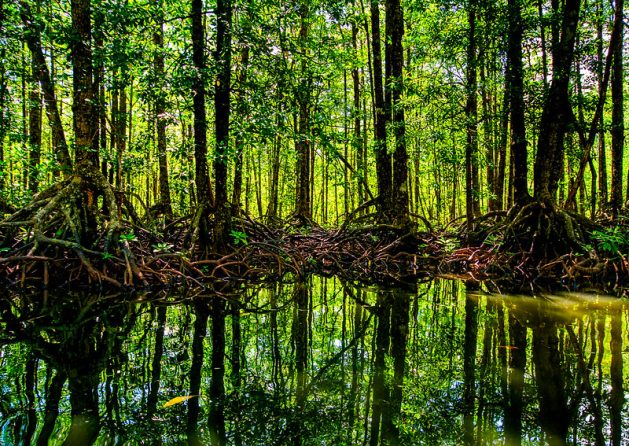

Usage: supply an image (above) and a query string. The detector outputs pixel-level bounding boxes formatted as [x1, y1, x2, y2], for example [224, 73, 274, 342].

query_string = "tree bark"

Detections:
[71, 0, 99, 242]
[71, 0, 96, 168]
[232, 46, 249, 215]
[533, 0, 580, 202]
[610, 0, 624, 211]
[385, 0, 408, 225]
[507, 0, 529, 204]
[295, 3, 312, 221]
[352, 22, 364, 211]
[214, 0, 232, 234]
[154, 0, 172, 220]
[20, 1, 72, 174]
[371, 0, 392, 220]
[191, 0, 213, 252]
[0, 0, 5, 200]
[28, 52, 42, 193]
[465, 0, 480, 231]
[595, 0, 607, 207]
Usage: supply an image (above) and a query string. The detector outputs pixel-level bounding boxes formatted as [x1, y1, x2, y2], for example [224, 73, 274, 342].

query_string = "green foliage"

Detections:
[152, 242, 173, 253]
[437, 234, 459, 254]
[230, 229, 248, 246]
[101, 251, 114, 260]
[591, 227, 629, 257]
[119, 233, 137, 243]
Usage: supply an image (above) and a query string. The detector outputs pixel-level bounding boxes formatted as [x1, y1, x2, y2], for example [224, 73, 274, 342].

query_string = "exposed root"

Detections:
[449, 201, 627, 293]
[2, 188, 627, 295]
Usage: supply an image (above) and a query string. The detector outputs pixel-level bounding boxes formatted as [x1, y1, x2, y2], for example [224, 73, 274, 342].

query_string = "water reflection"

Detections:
[0, 279, 626, 445]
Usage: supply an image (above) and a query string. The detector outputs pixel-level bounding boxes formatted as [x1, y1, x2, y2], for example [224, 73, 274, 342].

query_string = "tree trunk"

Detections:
[71, 0, 96, 168]
[495, 83, 508, 211]
[595, 0, 607, 208]
[116, 85, 127, 189]
[533, 0, 580, 202]
[352, 22, 364, 211]
[191, 0, 213, 252]
[232, 44, 248, 215]
[507, 0, 529, 204]
[295, 3, 312, 222]
[385, 0, 408, 225]
[371, 0, 392, 220]
[214, 0, 232, 244]
[0, 0, 5, 201]
[610, 0, 624, 211]
[154, 0, 172, 220]
[28, 52, 42, 194]
[20, 1, 72, 174]
[465, 0, 479, 231]
[71, 0, 99, 242]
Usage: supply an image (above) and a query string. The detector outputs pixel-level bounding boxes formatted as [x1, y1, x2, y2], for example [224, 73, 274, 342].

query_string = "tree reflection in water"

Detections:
[0, 279, 626, 445]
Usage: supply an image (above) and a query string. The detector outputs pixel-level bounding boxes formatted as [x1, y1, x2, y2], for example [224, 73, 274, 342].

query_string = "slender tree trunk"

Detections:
[0, 0, 5, 200]
[386, 0, 409, 225]
[596, 0, 607, 208]
[116, 85, 127, 189]
[609, 0, 624, 211]
[538, 0, 549, 88]
[465, 0, 479, 231]
[295, 3, 312, 221]
[495, 83, 509, 210]
[232, 46, 249, 214]
[28, 53, 42, 193]
[371, 0, 392, 220]
[191, 0, 213, 252]
[266, 126, 281, 221]
[214, 0, 232, 250]
[564, 0, 620, 209]
[507, 0, 529, 204]
[154, 0, 172, 220]
[20, 1, 71, 174]
[352, 22, 364, 211]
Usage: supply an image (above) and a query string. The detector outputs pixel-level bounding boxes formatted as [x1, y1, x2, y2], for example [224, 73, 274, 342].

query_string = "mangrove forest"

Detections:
[0, 0, 628, 444]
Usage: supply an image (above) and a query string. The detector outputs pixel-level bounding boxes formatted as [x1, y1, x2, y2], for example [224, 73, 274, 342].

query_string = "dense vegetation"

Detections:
[0, 0, 627, 290]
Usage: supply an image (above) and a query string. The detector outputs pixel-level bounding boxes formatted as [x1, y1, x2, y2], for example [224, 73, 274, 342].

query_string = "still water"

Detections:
[0, 278, 627, 445]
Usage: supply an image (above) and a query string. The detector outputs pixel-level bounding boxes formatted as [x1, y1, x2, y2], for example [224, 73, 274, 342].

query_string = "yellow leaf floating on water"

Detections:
[163, 395, 199, 408]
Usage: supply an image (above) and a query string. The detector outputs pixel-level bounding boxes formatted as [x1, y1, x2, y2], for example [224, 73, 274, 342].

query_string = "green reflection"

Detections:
[0, 279, 626, 445]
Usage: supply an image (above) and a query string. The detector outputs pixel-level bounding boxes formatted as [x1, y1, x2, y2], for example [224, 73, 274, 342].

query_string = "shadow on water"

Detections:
[0, 278, 627, 445]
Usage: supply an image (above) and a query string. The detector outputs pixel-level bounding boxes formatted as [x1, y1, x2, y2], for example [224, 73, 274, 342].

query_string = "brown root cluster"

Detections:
[0, 200, 445, 290]
[449, 202, 628, 294]
[1, 190, 627, 295]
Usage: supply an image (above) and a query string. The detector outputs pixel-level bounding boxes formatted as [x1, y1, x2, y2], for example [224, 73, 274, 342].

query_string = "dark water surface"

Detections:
[0, 278, 627, 445]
